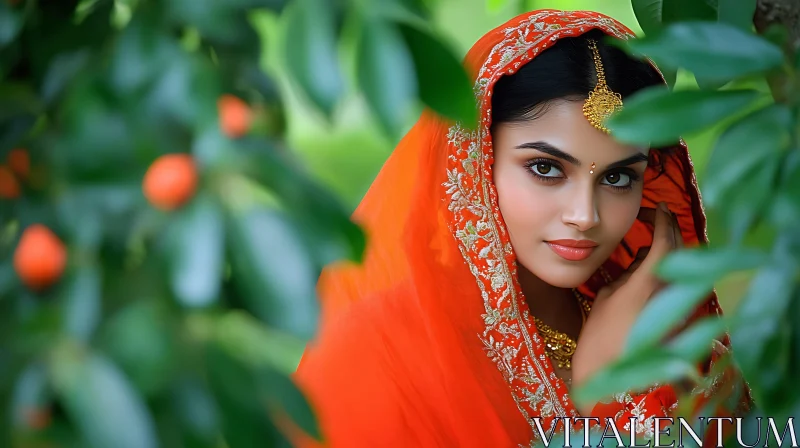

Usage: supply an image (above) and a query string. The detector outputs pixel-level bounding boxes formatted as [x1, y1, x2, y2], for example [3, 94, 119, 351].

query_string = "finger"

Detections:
[595, 285, 613, 301]
[653, 202, 674, 253]
[671, 212, 683, 249]
[611, 247, 651, 291]
[638, 202, 673, 274]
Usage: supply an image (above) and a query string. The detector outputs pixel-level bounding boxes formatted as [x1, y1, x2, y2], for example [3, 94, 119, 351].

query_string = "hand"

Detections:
[571, 202, 683, 415]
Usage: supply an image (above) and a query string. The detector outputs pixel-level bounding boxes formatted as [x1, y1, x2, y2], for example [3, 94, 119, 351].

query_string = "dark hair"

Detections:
[490, 29, 670, 166]
[491, 29, 663, 124]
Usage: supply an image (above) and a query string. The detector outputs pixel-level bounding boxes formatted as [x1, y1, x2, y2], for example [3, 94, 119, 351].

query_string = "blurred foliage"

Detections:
[570, 0, 800, 445]
[0, 0, 482, 445]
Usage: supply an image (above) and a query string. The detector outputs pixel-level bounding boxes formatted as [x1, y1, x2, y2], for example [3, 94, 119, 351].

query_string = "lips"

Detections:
[546, 239, 598, 261]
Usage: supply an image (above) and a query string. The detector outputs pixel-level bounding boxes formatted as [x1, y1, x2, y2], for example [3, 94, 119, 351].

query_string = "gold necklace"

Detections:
[533, 289, 592, 370]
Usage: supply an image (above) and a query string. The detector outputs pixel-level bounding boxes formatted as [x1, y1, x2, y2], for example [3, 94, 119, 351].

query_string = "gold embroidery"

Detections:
[533, 290, 591, 369]
[583, 39, 624, 134]
[445, 13, 728, 443]
[444, 10, 636, 443]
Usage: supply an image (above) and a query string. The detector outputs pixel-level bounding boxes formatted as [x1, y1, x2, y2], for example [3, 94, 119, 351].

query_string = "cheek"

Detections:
[495, 172, 558, 239]
[601, 192, 642, 239]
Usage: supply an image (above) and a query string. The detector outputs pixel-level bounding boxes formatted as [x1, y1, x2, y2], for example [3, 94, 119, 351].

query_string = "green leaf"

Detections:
[632, 0, 665, 37]
[100, 301, 175, 397]
[0, 259, 17, 296]
[695, 77, 729, 91]
[0, 114, 36, 158]
[625, 282, 714, 355]
[131, 45, 220, 130]
[109, 17, 181, 95]
[0, 83, 43, 121]
[796, 45, 800, 70]
[398, 23, 477, 126]
[11, 363, 51, 430]
[702, 104, 791, 207]
[61, 263, 102, 343]
[285, 185, 367, 267]
[204, 343, 291, 447]
[171, 379, 220, 446]
[40, 49, 92, 105]
[659, 65, 678, 90]
[664, 0, 717, 22]
[170, 195, 225, 309]
[261, 366, 322, 441]
[718, 151, 780, 243]
[731, 256, 796, 381]
[656, 247, 769, 283]
[789, 290, 800, 384]
[572, 349, 697, 406]
[166, 0, 261, 48]
[718, 0, 757, 31]
[227, 208, 319, 340]
[760, 24, 790, 51]
[356, 18, 417, 140]
[607, 87, 762, 146]
[632, 0, 717, 37]
[237, 139, 366, 266]
[214, 311, 305, 376]
[283, 0, 344, 116]
[192, 127, 239, 171]
[621, 22, 783, 84]
[0, 2, 24, 48]
[29, 0, 115, 81]
[58, 86, 139, 180]
[666, 316, 727, 362]
[395, 0, 433, 17]
[770, 154, 800, 230]
[52, 347, 158, 448]
[56, 185, 143, 249]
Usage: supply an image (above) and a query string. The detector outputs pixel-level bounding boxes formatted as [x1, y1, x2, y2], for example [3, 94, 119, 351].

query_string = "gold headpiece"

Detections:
[583, 39, 623, 134]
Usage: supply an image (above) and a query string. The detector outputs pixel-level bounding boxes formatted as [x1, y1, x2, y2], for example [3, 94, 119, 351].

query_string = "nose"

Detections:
[562, 185, 600, 232]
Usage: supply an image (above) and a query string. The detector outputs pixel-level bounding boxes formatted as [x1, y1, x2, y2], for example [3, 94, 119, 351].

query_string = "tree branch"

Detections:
[755, 0, 800, 50]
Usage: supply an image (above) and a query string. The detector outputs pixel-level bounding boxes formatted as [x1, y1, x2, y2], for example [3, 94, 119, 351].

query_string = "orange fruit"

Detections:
[142, 153, 198, 211]
[24, 407, 52, 430]
[0, 165, 20, 199]
[14, 225, 67, 291]
[8, 148, 30, 178]
[218, 94, 252, 138]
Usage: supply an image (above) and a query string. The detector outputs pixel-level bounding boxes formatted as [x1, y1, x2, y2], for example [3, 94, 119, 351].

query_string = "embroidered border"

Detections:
[443, 10, 637, 439]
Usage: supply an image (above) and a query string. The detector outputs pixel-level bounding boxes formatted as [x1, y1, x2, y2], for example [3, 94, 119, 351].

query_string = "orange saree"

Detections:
[294, 10, 749, 447]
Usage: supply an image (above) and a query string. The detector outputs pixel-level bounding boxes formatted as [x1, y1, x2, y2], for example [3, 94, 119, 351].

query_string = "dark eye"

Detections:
[530, 162, 563, 178]
[601, 172, 631, 187]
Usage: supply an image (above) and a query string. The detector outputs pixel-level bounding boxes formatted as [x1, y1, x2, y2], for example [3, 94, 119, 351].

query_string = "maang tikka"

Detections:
[583, 39, 623, 134]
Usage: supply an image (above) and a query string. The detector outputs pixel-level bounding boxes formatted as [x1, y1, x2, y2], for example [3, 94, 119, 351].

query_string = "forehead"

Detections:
[493, 100, 647, 161]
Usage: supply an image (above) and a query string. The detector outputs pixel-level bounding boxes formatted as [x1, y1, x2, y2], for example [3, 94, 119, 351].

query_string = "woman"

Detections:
[293, 9, 749, 447]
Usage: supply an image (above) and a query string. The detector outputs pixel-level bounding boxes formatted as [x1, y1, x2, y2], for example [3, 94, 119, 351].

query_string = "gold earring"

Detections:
[590, 162, 596, 174]
[583, 39, 623, 134]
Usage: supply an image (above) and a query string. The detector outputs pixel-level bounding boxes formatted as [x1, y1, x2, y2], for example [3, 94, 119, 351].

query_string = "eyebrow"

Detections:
[515, 141, 581, 166]
[514, 141, 649, 170]
[606, 153, 649, 170]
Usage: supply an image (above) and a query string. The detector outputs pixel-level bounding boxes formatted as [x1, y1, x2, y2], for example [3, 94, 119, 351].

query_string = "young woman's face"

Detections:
[492, 100, 649, 288]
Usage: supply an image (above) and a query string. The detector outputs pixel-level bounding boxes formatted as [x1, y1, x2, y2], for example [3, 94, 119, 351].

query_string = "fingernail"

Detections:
[659, 202, 669, 213]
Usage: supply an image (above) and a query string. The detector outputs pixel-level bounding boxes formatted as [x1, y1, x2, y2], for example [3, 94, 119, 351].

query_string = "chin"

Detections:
[529, 264, 597, 289]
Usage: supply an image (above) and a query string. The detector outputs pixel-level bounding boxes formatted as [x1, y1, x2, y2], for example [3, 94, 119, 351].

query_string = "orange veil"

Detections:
[294, 10, 746, 447]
